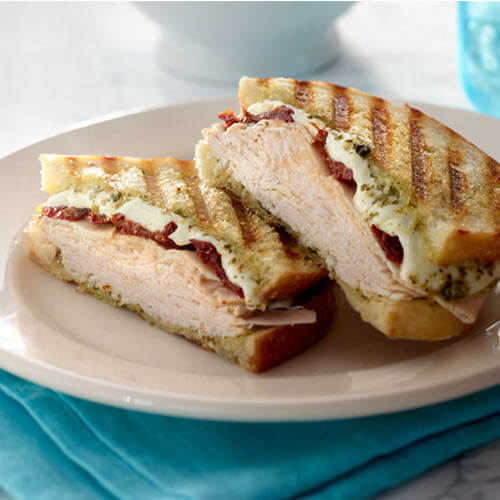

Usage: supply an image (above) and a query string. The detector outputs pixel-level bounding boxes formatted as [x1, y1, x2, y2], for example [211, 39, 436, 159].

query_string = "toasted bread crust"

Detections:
[239, 77, 500, 265]
[235, 281, 335, 372]
[340, 281, 469, 341]
[28, 236, 335, 373]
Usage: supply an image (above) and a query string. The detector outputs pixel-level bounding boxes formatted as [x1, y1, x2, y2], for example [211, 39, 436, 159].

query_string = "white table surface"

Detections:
[0, 2, 499, 500]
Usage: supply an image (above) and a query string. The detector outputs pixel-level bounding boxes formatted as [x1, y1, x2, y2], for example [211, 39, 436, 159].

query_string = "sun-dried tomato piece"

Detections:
[85, 212, 109, 224]
[371, 225, 404, 264]
[218, 105, 295, 130]
[190, 239, 244, 298]
[312, 129, 356, 186]
[218, 110, 240, 129]
[42, 206, 90, 221]
[241, 105, 295, 124]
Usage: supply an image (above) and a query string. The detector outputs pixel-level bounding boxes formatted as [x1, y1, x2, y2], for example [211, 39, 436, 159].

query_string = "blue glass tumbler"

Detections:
[458, 2, 500, 118]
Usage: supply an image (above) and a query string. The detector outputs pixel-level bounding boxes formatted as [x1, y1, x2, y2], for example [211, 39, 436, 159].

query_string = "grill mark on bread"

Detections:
[142, 166, 163, 205]
[294, 81, 313, 107]
[182, 172, 213, 224]
[228, 193, 260, 246]
[371, 98, 391, 169]
[447, 148, 467, 211]
[333, 90, 351, 130]
[100, 156, 120, 175]
[173, 158, 197, 177]
[487, 157, 500, 182]
[409, 108, 429, 201]
[276, 226, 300, 260]
[486, 157, 500, 216]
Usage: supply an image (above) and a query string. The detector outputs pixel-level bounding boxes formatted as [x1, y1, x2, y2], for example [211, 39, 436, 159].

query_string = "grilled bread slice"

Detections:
[238, 77, 500, 265]
[26, 155, 334, 372]
[197, 77, 500, 340]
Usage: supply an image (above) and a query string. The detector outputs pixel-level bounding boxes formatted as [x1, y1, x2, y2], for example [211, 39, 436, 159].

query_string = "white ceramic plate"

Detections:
[1, 98, 500, 422]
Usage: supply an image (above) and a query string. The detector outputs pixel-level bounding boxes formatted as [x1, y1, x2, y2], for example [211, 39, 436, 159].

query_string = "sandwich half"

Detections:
[197, 76, 500, 340]
[25, 154, 334, 372]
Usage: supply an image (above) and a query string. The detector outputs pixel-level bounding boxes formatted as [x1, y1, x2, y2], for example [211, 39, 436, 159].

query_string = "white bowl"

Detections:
[133, 1, 352, 82]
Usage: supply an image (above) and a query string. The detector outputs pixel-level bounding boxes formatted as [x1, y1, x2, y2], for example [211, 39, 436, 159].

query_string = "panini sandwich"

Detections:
[25, 155, 334, 372]
[197, 76, 500, 340]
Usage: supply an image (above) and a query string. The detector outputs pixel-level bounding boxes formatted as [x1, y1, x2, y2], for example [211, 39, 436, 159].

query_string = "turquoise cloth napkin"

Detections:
[0, 370, 499, 500]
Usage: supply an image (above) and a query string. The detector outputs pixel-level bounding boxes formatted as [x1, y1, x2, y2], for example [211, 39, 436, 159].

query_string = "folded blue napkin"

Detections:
[0, 370, 499, 500]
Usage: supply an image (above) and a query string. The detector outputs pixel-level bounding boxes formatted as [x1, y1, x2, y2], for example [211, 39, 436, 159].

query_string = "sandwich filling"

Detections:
[40, 196, 321, 322]
[27, 216, 319, 338]
[41, 204, 245, 298]
[43, 188, 260, 307]
[200, 101, 500, 323]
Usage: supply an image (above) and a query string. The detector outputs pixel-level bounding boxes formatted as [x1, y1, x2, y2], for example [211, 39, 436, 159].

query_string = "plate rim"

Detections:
[0, 335, 499, 422]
